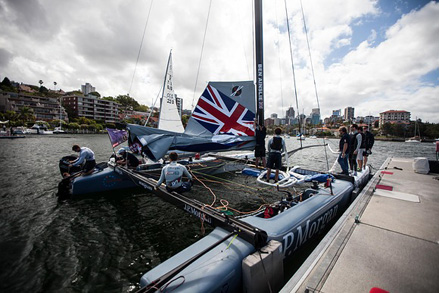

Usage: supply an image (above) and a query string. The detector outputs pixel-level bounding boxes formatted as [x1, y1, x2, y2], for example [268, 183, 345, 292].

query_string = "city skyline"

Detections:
[1, 0, 438, 122]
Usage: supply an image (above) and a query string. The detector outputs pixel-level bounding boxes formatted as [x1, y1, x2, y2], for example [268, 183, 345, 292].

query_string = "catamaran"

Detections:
[134, 1, 371, 292]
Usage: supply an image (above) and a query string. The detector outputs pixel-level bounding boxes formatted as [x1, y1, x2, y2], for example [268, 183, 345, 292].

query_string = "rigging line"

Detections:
[144, 84, 163, 126]
[191, 0, 213, 112]
[275, 0, 285, 119]
[283, 0, 302, 148]
[299, 0, 330, 171]
[128, 0, 154, 96]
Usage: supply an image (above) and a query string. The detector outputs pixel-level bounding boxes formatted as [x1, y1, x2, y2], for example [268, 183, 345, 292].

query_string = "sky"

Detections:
[1, 0, 438, 122]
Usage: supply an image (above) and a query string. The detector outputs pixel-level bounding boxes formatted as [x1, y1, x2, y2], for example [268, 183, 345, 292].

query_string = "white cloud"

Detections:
[0, 0, 438, 122]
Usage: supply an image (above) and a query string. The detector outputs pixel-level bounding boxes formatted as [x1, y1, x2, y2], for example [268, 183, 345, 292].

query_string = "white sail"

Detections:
[157, 51, 184, 133]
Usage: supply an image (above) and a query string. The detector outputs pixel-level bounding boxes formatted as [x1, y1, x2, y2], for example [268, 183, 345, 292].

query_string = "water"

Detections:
[0, 135, 436, 292]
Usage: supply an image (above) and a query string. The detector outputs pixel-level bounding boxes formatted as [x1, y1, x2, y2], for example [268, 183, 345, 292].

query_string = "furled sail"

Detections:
[128, 81, 256, 161]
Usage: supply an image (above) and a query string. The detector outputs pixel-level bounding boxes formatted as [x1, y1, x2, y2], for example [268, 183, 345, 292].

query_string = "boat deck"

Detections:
[282, 157, 439, 293]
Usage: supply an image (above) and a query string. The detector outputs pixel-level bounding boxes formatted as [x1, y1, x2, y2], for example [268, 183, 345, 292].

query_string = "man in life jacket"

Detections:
[266, 128, 287, 183]
[155, 152, 193, 193]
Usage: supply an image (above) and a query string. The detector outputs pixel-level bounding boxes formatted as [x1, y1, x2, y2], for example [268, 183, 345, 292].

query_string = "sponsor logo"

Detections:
[138, 181, 153, 191]
[282, 205, 339, 256]
[183, 204, 212, 224]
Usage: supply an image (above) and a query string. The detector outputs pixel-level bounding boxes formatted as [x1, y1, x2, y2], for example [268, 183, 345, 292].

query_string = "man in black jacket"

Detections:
[363, 125, 375, 168]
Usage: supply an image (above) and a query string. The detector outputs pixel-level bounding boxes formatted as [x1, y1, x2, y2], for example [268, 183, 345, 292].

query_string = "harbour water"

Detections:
[0, 134, 436, 292]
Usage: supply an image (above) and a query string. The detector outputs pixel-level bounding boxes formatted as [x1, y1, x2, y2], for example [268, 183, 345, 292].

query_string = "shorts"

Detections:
[357, 149, 365, 160]
[254, 145, 266, 158]
[166, 181, 191, 193]
[83, 160, 96, 173]
[267, 152, 282, 169]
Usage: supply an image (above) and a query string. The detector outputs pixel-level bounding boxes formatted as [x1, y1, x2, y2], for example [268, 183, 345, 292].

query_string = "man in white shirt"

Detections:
[69, 144, 96, 175]
[156, 152, 193, 193]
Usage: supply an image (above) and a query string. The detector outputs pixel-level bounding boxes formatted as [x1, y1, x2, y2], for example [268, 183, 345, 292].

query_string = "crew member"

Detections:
[357, 126, 366, 170]
[338, 127, 350, 175]
[266, 128, 286, 183]
[254, 119, 267, 168]
[349, 124, 361, 176]
[116, 148, 140, 168]
[363, 125, 375, 167]
[155, 152, 193, 193]
[69, 144, 96, 176]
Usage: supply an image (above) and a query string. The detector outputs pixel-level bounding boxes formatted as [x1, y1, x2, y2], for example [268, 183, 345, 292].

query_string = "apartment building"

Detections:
[63, 94, 120, 123]
[0, 90, 67, 121]
[379, 110, 410, 127]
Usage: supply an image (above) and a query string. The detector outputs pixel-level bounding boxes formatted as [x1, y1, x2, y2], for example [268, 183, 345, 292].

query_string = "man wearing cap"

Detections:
[116, 148, 140, 168]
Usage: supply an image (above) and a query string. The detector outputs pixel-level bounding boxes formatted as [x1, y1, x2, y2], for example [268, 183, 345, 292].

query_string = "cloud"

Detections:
[0, 0, 438, 122]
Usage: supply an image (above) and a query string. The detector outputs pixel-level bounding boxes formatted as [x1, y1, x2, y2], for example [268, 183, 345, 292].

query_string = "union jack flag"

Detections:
[192, 85, 255, 136]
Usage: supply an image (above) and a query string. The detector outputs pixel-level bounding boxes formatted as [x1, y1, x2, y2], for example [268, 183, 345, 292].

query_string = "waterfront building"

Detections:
[379, 110, 410, 127]
[175, 95, 183, 117]
[0, 90, 67, 121]
[63, 94, 120, 123]
[310, 108, 321, 125]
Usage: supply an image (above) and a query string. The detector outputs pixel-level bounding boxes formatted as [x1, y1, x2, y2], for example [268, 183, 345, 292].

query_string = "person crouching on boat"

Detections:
[116, 148, 140, 169]
[266, 128, 286, 183]
[68, 144, 96, 176]
[155, 152, 193, 193]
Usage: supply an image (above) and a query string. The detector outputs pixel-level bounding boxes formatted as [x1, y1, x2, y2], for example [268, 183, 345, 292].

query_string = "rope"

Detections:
[191, 0, 213, 112]
[283, 0, 302, 148]
[128, 0, 154, 96]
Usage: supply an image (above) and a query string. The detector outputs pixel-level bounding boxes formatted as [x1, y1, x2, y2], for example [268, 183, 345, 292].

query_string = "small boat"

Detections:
[53, 127, 66, 134]
[405, 117, 421, 143]
[57, 153, 249, 197]
[29, 122, 53, 134]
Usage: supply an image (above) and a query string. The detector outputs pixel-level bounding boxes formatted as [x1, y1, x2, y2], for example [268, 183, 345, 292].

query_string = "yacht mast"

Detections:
[255, 0, 264, 126]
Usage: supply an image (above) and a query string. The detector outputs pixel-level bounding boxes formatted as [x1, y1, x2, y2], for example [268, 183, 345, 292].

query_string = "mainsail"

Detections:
[128, 81, 256, 161]
[157, 51, 184, 133]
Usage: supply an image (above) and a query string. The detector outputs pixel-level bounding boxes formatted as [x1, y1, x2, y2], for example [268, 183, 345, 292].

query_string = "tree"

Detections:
[18, 107, 35, 124]
[89, 91, 101, 97]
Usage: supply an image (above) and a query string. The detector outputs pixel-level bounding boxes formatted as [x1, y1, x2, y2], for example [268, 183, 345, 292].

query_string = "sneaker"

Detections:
[353, 171, 357, 176]
[266, 179, 270, 183]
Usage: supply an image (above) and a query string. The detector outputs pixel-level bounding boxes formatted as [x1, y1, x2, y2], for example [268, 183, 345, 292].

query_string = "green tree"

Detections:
[18, 107, 35, 124]
[89, 91, 101, 97]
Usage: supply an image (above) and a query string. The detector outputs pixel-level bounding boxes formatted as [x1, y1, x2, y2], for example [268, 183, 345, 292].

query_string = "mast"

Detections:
[255, 0, 264, 126]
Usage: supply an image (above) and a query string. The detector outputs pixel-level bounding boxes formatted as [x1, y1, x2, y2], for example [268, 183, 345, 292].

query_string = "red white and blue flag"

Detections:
[192, 85, 255, 136]
[106, 128, 128, 148]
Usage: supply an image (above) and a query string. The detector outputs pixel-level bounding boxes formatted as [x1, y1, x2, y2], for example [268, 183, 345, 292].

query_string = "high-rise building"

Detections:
[310, 108, 321, 125]
[175, 94, 182, 117]
[286, 107, 295, 119]
[81, 83, 95, 95]
[344, 107, 354, 121]
[332, 109, 341, 117]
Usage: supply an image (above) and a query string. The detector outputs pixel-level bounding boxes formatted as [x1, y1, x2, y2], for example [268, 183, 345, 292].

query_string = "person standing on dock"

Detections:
[349, 124, 361, 176]
[338, 127, 350, 175]
[436, 140, 439, 161]
[156, 152, 193, 193]
[68, 145, 96, 176]
[266, 128, 287, 183]
[363, 125, 375, 168]
[254, 119, 267, 168]
[357, 126, 366, 170]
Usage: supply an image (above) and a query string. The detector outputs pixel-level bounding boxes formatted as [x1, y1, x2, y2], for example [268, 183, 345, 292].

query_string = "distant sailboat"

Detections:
[406, 117, 421, 143]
